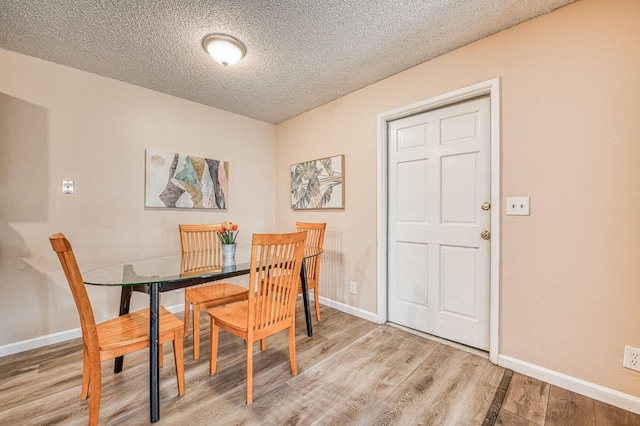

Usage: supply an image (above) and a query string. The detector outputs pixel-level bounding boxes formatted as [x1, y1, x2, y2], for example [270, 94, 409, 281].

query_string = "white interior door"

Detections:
[387, 96, 491, 350]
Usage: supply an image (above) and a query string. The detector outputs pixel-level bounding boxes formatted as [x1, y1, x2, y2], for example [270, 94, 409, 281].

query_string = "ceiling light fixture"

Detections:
[202, 33, 246, 66]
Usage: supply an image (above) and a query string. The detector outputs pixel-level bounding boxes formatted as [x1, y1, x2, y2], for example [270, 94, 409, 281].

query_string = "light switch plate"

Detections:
[506, 196, 530, 215]
[61, 180, 74, 194]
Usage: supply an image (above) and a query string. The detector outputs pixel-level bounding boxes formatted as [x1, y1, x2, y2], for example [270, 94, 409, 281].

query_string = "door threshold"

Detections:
[387, 322, 489, 360]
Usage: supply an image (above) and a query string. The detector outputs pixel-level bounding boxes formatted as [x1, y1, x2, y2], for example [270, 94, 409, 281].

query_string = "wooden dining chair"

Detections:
[208, 231, 307, 404]
[180, 224, 249, 360]
[49, 233, 185, 426]
[295, 222, 326, 321]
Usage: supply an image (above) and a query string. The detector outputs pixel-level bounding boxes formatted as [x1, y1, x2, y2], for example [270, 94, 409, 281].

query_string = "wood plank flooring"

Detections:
[1, 301, 639, 425]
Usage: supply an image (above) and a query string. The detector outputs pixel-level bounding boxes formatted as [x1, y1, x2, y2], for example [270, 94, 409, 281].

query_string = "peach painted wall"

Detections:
[275, 0, 640, 397]
[0, 49, 275, 347]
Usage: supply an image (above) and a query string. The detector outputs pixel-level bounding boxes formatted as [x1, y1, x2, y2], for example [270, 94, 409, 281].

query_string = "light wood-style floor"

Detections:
[1, 301, 639, 425]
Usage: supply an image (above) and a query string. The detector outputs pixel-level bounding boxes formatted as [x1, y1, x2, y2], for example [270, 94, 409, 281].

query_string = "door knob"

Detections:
[481, 202, 491, 211]
[481, 230, 491, 240]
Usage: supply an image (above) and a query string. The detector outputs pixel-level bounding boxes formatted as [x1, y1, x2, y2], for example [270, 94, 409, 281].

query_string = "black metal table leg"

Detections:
[300, 258, 313, 337]
[115, 283, 149, 373]
[114, 286, 134, 373]
[149, 282, 160, 423]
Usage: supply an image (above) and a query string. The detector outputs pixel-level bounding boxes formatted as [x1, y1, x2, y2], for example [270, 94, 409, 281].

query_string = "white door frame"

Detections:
[376, 78, 501, 363]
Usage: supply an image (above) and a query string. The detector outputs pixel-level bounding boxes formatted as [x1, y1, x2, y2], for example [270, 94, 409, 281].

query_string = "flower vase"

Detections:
[221, 243, 236, 267]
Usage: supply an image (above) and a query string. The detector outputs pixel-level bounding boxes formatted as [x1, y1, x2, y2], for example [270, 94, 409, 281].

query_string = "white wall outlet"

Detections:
[506, 196, 530, 216]
[349, 280, 357, 295]
[623, 345, 640, 372]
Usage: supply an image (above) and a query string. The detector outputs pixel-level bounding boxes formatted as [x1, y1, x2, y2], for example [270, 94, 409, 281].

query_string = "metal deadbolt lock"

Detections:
[481, 202, 491, 211]
[481, 230, 491, 240]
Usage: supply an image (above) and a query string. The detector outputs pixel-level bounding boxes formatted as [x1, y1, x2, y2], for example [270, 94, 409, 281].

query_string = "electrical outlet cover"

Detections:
[623, 345, 640, 372]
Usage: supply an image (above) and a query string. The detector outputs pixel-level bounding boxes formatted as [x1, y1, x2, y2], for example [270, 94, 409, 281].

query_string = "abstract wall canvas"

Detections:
[291, 154, 344, 209]
[145, 149, 229, 209]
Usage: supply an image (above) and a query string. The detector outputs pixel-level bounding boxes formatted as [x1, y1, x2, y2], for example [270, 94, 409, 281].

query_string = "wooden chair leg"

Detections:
[246, 338, 253, 404]
[173, 330, 186, 396]
[288, 325, 298, 376]
[314, 288, 321, 321]
[159, 343, 164, 367]
[209, 318, 219, 374]
[81, 348, 90, 400]
[260, 338, 266, 351]
[88, 361, 101, 426]
[184, 297, 190, 337]
[193, 303, 201, 359]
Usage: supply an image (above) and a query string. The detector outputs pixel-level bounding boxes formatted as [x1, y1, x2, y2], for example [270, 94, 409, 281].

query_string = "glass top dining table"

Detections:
[82, 246, 322, 423]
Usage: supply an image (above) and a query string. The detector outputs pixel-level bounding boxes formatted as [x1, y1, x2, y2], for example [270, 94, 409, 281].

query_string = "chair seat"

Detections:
[96, 306, 183, 353]
[184, 282, 249, 359]
[186, 283, 248, 306]
[209, 302, 249, 332]
[209, 296, 291, 338]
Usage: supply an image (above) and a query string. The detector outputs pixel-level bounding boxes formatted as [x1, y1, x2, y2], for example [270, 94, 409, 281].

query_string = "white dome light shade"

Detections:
[202, 34, 246, 66]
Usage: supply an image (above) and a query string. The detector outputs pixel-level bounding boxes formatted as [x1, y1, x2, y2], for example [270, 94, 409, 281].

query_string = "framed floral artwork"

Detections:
[291, 154, 344, 209]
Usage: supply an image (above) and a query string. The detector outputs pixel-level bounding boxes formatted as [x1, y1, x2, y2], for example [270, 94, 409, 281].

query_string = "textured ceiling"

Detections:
[0, 0, 575, 124]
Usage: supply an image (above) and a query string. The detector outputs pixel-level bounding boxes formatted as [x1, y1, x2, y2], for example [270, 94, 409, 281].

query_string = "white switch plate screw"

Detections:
[623, 345, 640, 372]
[349, 281, 357, 295]
[506, 196, 530, 215]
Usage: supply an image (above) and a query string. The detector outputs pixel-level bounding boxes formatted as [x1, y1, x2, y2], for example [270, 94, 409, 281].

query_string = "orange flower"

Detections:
[217, 221, 239, 244]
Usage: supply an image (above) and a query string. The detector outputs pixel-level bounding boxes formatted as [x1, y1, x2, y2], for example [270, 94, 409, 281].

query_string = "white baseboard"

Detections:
[0, 302, 185, 359]
[0, 328, 82, 358]
[499, 354, 640, 415]
[165, 302, 184, 315]
[317, 295, 378, 323]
